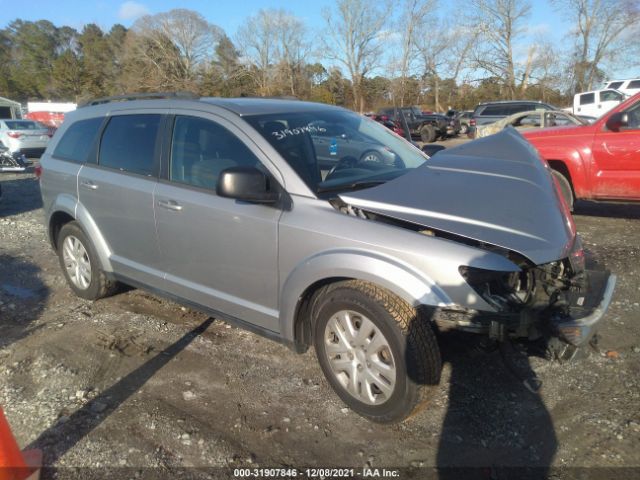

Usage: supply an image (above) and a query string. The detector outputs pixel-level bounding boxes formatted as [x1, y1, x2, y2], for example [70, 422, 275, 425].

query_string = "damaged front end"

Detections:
[457, 241, 616, 346]
[335, 129, 616, 347]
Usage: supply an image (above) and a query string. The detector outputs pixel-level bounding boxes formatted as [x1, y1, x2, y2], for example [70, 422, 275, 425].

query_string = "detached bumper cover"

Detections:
[554, 271, 617, 346]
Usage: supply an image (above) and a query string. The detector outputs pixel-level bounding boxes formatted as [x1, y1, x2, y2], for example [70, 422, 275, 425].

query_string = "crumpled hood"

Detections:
[339, 129, 576, 265]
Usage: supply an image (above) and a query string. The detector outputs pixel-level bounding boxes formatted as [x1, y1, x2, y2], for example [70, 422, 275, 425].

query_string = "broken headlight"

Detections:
[459, 265, 534, 311]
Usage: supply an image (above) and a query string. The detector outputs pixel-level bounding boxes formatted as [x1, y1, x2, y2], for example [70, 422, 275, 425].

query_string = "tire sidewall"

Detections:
[57, 222, 103, 300]
[420, 125, 435, 143]
[313, 287, 419, 422]
[551, 169, 574, 211]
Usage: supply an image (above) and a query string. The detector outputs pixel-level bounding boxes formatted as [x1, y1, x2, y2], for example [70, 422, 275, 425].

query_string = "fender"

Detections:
[278, 248, 453, 343]
[48, 195, 114, 273]
[532, 143, 592, 199]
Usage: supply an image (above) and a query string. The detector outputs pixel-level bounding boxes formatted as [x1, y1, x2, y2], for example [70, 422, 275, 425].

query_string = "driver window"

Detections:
[625, 103, 640, 129]
[170, 116, 260, 191]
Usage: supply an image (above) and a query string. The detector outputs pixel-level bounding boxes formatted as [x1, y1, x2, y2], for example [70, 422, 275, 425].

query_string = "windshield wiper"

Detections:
[317, 180, 387, 194]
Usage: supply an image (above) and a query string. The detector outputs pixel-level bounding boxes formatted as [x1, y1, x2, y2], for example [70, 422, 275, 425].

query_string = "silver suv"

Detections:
[39, 94, 615, 423]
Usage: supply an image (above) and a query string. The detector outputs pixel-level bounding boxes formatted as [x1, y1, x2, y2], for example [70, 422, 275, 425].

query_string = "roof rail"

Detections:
[78, 91, 199, 108]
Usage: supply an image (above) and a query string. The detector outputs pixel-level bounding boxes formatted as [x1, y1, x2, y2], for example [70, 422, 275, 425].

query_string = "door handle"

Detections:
[80, 181, 98, 190]
[157, 200, 183, 211]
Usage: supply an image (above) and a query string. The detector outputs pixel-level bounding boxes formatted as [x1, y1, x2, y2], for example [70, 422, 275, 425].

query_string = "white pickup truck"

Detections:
[573, 88, 627, 118]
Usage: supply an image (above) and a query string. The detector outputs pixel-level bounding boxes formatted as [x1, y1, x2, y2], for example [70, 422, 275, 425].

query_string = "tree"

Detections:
[466, 0, 534, 99]
[126, 9, 223, 91]
[391, 0, 437, 107]
[552, 0, 640, 93]
[322, 0, 391, 112]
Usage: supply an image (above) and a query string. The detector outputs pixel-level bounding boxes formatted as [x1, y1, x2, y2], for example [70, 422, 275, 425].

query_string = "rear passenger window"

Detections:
[53, 118, 103, 163]
[99, 114, 160, 176]
[170, 116, 260, 191]
[608, 81, 623, 90]
[580, 93, 595, 105]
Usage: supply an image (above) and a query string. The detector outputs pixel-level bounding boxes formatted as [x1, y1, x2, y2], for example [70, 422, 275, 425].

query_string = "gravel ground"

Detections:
[0, 157, 639, 480]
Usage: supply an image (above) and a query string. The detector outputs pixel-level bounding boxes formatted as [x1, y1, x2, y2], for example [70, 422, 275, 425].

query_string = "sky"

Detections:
[0, 0, 635, 81]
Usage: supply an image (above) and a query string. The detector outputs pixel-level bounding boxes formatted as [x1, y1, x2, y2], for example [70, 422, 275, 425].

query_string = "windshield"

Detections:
[246, 109, 428, 195]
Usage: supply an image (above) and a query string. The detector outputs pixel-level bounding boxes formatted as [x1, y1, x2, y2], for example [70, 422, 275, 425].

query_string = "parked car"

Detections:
[523, 92, 640, 211]
[40, 94, 615, 423]
[473, 110, 586, 139]
[603, 78, 640, 97]
[455, 110, 473, 135]
[572, 88, 626, 118]
[0, 119, 51, 158]
[377, 107, 453, 142]
[470, 100, 559, 132]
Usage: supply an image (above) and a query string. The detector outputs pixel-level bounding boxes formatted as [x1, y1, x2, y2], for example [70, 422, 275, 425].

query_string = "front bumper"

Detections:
[553, 271, 616, 346]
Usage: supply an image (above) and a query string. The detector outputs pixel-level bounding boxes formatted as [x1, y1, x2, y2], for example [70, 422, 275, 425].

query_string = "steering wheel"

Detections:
[327, 153, 405, 178]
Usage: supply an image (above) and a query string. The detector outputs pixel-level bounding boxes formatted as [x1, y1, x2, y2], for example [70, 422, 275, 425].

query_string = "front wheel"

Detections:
[313, 281, 441, 423]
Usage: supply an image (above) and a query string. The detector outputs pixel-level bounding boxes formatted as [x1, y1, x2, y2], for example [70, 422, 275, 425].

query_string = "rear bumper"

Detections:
[553, 272, 617, 346]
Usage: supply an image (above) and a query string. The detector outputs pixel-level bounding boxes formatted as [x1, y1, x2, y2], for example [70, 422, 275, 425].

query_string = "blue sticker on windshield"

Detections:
[329, 138, 338, 156]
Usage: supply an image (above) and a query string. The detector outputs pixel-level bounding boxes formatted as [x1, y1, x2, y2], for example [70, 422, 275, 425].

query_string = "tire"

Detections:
[551, 169, 574, 212]
[460, 123, 469, 135]
[420, 125, 436, 143]
[57, 221, 118, 300]
[313, 280, 441, 423]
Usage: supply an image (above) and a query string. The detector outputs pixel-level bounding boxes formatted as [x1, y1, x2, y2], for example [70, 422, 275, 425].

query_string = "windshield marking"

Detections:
[270, 124, 326, 140]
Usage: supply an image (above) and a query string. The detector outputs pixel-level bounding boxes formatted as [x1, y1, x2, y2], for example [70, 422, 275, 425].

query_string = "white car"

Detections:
[604, 79, 640, 97]
[0, 119, 51, 158]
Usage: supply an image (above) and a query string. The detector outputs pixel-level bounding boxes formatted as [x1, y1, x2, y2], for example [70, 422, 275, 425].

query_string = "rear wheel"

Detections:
[459, 123, 469, 135]
[420, 125, 437, 143]
[58, 222, 118, 300]
[551, 169, 574, 212]
[313, 281, 441, 423]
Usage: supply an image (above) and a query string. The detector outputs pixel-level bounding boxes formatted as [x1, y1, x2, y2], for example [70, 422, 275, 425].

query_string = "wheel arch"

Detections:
[279, 250, 451, 352]
[47, 198, 114, 273]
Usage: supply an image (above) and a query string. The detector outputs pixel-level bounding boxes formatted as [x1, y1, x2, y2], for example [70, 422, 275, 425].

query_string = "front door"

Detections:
[592, 100, 640, 200]
[154, 114, 281, 332]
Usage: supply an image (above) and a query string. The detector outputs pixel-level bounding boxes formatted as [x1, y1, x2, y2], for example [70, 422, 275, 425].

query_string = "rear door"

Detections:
[77, 112, 164, 288]
[591, 100, 640, 200]
[154, 112, 281, 332]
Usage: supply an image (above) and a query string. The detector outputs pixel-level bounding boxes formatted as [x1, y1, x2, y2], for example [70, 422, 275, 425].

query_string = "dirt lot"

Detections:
[1, 153, 639, 479]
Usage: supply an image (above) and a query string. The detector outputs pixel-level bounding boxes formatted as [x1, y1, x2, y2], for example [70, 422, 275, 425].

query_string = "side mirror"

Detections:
[606, 112, 629, 132]
[217, 166, 279, 204]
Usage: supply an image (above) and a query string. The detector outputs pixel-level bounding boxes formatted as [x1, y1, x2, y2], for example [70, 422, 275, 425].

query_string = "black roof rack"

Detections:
[78, 91, 199, 108]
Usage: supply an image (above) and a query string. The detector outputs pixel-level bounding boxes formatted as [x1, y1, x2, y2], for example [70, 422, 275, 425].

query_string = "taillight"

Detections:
[470, 119, 476, 127]
[34, 164, 42, 179]
[7, 131, 21, 139]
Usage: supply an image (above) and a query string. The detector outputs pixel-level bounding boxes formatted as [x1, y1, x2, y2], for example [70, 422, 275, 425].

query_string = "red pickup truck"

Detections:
[523, 92, 640, 210]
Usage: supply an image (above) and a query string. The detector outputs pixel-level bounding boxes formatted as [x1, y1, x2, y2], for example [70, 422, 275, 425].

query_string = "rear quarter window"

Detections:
[53, 117, 104, 164]
[627, 80, 640, 89]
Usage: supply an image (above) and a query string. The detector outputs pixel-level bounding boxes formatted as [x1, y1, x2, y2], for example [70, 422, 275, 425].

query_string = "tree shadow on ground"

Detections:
[27, 318, 213, 472]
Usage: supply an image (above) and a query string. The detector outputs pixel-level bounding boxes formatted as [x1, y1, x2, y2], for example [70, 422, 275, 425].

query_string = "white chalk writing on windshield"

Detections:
[270, 124, 326, 140]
